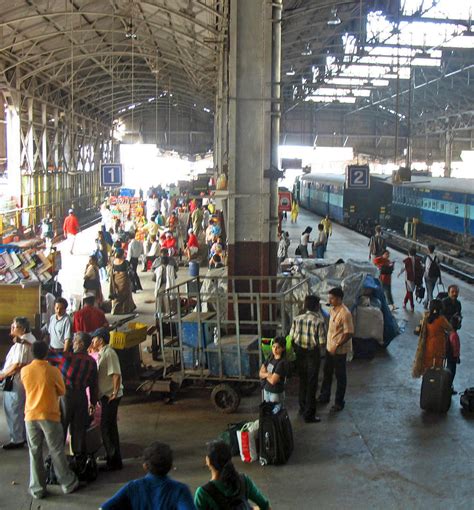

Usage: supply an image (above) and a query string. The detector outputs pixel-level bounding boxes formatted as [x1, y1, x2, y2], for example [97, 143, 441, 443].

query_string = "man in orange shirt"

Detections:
[63, 209, 80, 255]
[21, 341, 79, 499]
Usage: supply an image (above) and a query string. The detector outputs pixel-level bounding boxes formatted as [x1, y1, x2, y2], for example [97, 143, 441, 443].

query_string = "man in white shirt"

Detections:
[44, 297, 72, 351]
[91, 328, 123, 471]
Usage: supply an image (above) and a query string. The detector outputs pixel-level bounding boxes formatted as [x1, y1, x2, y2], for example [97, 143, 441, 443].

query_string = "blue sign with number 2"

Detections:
[347, 165, 370, 189]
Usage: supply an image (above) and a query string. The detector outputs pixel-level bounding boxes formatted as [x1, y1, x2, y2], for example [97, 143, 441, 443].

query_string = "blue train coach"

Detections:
[391, 178, 474, 241]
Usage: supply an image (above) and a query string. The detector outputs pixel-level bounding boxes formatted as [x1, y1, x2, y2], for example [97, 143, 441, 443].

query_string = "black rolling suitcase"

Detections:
[420, 365, 452, 413]
[258, 402, 293, 466]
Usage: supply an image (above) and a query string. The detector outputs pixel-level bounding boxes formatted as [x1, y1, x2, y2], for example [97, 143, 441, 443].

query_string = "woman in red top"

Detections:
[398, 247, 423, 311]
[373, 249, 396, 311]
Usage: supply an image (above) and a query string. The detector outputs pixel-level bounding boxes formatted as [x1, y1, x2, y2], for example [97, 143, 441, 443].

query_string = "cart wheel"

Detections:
[238, 382, 260, 397]
[259, 458, 267, 466]
[210, 384, 241, 413]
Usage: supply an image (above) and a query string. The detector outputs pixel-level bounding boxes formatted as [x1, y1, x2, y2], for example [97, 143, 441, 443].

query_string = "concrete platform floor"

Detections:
[1, 210, 473, 509]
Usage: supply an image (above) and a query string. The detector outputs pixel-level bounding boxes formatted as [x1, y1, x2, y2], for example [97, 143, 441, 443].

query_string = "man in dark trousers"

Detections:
[289, 295, 327, 423]
[48, 332, 98, 455]
[318, 287, 354, 412]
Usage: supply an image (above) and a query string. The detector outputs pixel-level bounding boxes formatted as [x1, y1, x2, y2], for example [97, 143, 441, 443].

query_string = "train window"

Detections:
[440, 203, 445, 211]
[432, 201, 436, 210]
[454, 205, 459, 215]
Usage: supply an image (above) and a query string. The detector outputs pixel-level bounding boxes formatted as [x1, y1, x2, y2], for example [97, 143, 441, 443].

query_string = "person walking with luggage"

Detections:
[298, 226, 312, 258]
[21, 341, 79, 499]
[318, 288, 354, 413]
[289, 295, 327, 423]
[373, 249, 396, 311]
[194, 440, 271, 510]
[398, 247, 423, 311]
[100, 442, 196, 510]
[47, 332, 98, 455]
[368, 225, 386, 260]
[91, 328, 123, 471]
[259, 336, 288, 404]
[423, 244, 442, 309]
[412, 300, 453, 378]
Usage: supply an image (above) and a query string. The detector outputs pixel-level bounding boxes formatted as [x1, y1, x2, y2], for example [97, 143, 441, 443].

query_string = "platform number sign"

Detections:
[101, 163, 122, 187]
[346, 165, 370, 189]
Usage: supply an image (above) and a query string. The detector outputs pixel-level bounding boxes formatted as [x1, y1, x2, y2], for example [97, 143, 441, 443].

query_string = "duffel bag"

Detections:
[460, 388, 474, 413]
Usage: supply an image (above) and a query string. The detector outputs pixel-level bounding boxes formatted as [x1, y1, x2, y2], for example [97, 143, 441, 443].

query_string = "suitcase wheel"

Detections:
[259, 457, 267, 466]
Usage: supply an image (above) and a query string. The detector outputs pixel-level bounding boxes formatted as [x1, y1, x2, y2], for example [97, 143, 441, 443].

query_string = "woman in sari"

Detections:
[109, 248, 136, 315]
[83, 255, 103, 305]
[413, 299, 452, 378]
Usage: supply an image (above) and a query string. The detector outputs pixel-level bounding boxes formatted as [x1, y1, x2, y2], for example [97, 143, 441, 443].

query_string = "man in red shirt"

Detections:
[185, 228, 199, 261]
[73, 294, 108, 333]
[63, 209, 80, 255]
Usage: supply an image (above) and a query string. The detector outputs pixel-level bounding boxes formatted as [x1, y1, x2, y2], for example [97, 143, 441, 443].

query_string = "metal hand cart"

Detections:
[139, 274, 308, 413]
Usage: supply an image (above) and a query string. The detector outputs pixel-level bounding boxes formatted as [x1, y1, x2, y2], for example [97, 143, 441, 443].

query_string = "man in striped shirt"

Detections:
[289, 295, 327, 423]
[48, 332, 98, 455]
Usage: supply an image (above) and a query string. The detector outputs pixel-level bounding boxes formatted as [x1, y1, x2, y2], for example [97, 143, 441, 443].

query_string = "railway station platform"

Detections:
[1, 209, 473, 510]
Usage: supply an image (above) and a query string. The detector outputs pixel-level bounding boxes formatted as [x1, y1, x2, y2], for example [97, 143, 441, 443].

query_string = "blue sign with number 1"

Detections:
[346, 165, 370, 189]
[101, 163, 123, 187]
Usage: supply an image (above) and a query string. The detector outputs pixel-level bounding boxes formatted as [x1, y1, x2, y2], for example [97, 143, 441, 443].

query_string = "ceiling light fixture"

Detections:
[327, 7, 341, 26]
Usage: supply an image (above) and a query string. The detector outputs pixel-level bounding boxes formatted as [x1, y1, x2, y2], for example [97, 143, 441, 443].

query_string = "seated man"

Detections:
[100, 442, 195, 510]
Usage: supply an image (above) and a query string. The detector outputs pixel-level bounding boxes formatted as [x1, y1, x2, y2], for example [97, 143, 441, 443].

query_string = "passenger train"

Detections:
[296, 173, 474, 244]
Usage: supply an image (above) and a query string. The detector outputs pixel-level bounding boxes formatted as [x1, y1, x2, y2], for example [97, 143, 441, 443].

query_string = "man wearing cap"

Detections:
[63, 209, 80, 255]
[91, 328, 123, 471]
[73, 294, 109, 334]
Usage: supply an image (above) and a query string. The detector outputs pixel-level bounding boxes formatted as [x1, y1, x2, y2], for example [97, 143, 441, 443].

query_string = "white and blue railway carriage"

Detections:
[392, 178, 474, 238]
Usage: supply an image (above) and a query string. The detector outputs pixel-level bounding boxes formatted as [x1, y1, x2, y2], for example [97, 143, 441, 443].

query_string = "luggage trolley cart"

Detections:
[146, 274, 308, 413]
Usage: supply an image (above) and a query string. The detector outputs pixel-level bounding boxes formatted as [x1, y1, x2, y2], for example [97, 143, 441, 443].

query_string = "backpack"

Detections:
[202, 476, 252, 510]
[426, 255, 441, 280]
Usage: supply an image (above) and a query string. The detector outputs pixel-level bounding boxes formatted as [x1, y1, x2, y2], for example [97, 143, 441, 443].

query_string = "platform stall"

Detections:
[148, 274, 309, 412]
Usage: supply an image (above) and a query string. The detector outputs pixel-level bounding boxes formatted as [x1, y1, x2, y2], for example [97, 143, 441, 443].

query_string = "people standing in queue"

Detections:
[290, 200, 299, 223]
[318, 287, 354, 413]
[289, 295, 327, 423]
[0, 317, 36, 449]
[100, 442, 196, 510]
[194, 441, 271, 510]
[21, 341, 79, 499]
[259, 336, 288, 404]
[398, 247, 423, 311]
[91, 328, 123, 471]
[63, 209, 80, 255]
[298, 226, 312, 258]
[423, 244, 442, 310]
[373, 249, 397, 311]
[43, 297, 73, 352]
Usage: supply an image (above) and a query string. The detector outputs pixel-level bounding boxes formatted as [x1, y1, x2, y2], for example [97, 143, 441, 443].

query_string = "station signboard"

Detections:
[346, 165, 370, 189]
[101, 163, 123, 187]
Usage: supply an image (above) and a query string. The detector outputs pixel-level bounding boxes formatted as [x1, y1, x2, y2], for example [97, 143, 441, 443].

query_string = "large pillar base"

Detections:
[227, 241, 278, 278]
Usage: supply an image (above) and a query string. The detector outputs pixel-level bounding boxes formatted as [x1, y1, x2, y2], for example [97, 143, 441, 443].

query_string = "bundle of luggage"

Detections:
[220, 402, 294, 466]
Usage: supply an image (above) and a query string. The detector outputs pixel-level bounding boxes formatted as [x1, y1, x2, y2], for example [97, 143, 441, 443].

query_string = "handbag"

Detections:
[0, 375, 14, 392]
[415, 285, 425, 303]
[237, 420, 259, 463]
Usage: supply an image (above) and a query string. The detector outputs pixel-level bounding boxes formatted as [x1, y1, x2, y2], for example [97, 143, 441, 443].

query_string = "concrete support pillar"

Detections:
[444, 128, 453, 178]
[226, 0, 282, 277]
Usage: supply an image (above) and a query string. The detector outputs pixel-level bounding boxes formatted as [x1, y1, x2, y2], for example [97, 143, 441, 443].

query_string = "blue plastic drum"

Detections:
[189, 260, 199, 277]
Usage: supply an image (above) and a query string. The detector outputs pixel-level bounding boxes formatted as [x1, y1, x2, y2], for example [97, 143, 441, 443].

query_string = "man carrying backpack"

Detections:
[368, 225, 386, 260]
[423, 244, 441, 310]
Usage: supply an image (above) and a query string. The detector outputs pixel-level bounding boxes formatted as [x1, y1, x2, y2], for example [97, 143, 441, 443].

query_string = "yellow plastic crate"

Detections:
[110, 322, 148, 350]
